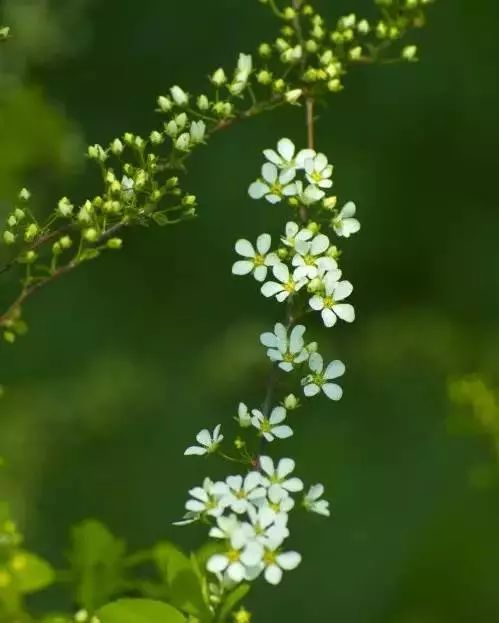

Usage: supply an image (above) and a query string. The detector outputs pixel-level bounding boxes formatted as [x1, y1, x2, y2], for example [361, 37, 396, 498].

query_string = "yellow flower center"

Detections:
[253, 254, 265, 266]
[283, 352, 294, 363]
[323, 296, 335, 308]
[311, 171, 323, 183]
[228, 549, 240, 563]
[263, 550, 277, 565]
[284, 281, 295, 293]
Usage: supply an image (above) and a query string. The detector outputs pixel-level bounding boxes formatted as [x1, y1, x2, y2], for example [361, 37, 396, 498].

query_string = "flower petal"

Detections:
[308, 352, 323, 373]
[322, 383, 343, 401]
[253, 265, 268, 282]
[272, 425, 293, 439]
[262, 162, 278, 184]
[269, 406, 287, 425]
[261, 281, 283, 298]
[324, 360, 345, 380]
[277, 457, 295, 479]
[277, 137, 295, 161]
[276, 551, 301, 570]
[256, 233, 271, 255]
[334, 280, 353, 301]
[334, 303, 355, 322]
[232, 260, 253, 276]
[235, 239, 255, 258]
[264, 564, 283, 585]
[248, 181, 268, 199]
[322, 308, 337, 327]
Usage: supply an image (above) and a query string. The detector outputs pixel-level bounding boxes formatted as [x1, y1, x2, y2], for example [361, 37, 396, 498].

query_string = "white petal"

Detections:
[308, 352, 323, 373]
[232, 260, 254, 275]
[322, 308, 337, 327]
[185, 500, 207, 513]
[235, 239, 255, 258]
[277, 138, 295, 161]
[269, 406, 286, 425]
[307, 484, 324, 501]
[272, 425, 293, 439]
[315, 153, 328, 171]
[285, 221, 299, 238]
[279, 168, 296, 185]
[268, 348, 283, 362]
[276, 291, 290, 303]
[263, 149, 281, 166]
[304, 158, 314, 175]
[264, 564, 283, 585]
[272, 262, 289, 283]
[244, 471, 262, 491]
[184, 445, 207, 456]
[334, 303, 355, 322]
[259, 455, 274, 476]
[227, 561, 245, 583]
[289, 325, 305, 353]
[283, 477, 304, 492]
[324, 360, 345, 380]
[261, 281, 283, 298]
[274, 322, 288, 343]
[323, 383, 343, 401]
[296, 148, 316, 168]
[253, 265, 268, 282]
[265, 252, 280, 266]
[207, 554, 228, 574]
[276, 551, 301, 570]
[266, 194, 281, 204]
[334, 280, 353, 301]
[260, 332, 278, 348]
[309, 295, 325, 312]
[188, 486, 209, 501]
[278, 361, 293, 372]
[341, 218, 361, 237]
[262, 162, 278, 184]
[213, 424, 222, 440]
[256, 233, 271, 255]
[303, 383, 320, 397]
[277, 458, 295, 479]
[248, 181, 268, 199]
[310, 234, 329, 255]
[340, 201, 356, 218]
[227, 474, 243, 490]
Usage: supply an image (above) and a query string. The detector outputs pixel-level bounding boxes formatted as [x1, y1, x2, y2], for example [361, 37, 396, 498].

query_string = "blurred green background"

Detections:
[1, 0, 499, 621]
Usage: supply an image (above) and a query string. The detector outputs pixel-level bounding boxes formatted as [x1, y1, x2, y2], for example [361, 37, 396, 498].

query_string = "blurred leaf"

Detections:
[12, 551, 54, 593]
[68, 519, 126, 611]
[97, 599, 186, 623]
[153, 542, 208, 619]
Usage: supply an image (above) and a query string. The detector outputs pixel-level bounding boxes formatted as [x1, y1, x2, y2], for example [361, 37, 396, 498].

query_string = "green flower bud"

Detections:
[18, 188, 31, 201]
[402, 45, 418, 61]
[257, 70, 273, 85]
[58, 197, 74, 218]
[211, 68, 227, 86]
[24, 250, 37, 263]
[283, 7, 296, 20]
[84, 228, 98, 242]
[165, 176, 179, 189]
[3, 331, 16, 344]
[110, 180, 121, 194]
[273, 78, 285, 93]
[60, 236, 72, 249]
[88, 144, 106, 161]
[307, 221, 320, 234]
[14, 209, 26, 222]
[124, 132, 135, 145]
[234, 437, 246, 450]
[376, 21, 388, 38]
[349, 46, 362, 60]
[328, 79, 342, 92]
[134, 136, 144, 149]
[150, 130, 163, 144]
[52, 241, 62, 255]
[283, 394, 300, 410]
[258, 43, 272, 58]
[93, 196, 103, 208]
[107, 238, 122, 250]
[302, 4, 314, 15]
[111, 138, 124, 155]
[182, 194, 197, 207]
[7, 216, 17, 228]
[303, 68, 318, 82]
[323, 196, 337, 210]
[157, 95, 173, 112]
[281, 25, 294, 38]
[197, 94, 210, 111]
[275, 37, 289, 53]
[111, 201, 121, 213]
[105, 171, 116, 184]
[305, 39, 318, 53]
[307, 277, 322, 293]
[175, 132, 190, 151]
[327, 245, 341, 259]
[24, 223, 39, 242]
[103, 200, 114, 213]
[3, 231, 15, 245]
[358, 19, 370, 34]
[170, 85, 189, 107]
[307, 341, 318, 353]
[165, 120, 179, 137]
[285, 89, 303, 104]
[175, 113, 188, 129]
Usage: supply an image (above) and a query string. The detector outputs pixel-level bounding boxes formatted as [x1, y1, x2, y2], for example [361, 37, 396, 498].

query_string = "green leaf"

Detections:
[13, 551, 55, 593]
[218, 584, 250, 623]
[97, 599, 186, 623]
[153, 542, 208, 619]
[68, 519, 126, 611]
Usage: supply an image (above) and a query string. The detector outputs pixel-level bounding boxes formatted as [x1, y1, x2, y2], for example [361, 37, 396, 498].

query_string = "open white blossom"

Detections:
[248, 163, 296, 204]
[261, 533, 302, 585]
[185, 478, 225, 517]
[259, 456, 304, 495]
[209, 514, 243, 540]
[251, 406, 293, 442]
[261, 263, 307, 302]
[207, 530, 263, 583]
[292, 233, 339, 281]
[218, 472, 267, 514]
[184, 424, 223, 456]
[333, 201, 361, 238]
[263, 486, 295, 514]
[304, 153, 333, 189]
[170, 85, 189, 106]
[236, 402, 252, 428]
[260, 323, 308, 371]
[263, 138, 315, 172]
[303, 484, 330, 517]
[232, 234, 279, 282]
[309, 275, 355, 327]
[281, 221, 313, 249]
[302, 353, 345, 400]
[246, 506, 290, 546]
[293, 180, 326, 205]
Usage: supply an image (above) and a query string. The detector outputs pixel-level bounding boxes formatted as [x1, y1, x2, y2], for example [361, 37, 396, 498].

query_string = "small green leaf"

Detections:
[153, 542, 208, 619]
[218, 584, 250, 623]
[97, 599, 186, 623]
[13, 551, 55, 593]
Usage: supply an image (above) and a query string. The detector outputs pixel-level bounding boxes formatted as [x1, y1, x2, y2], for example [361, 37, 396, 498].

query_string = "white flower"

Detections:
[333, 201, 361, 238]
[266, 486, 295, 514]
[292, 233, 339, 281]
[261, 534, 302, 585]
[281, 221, 313, 249]
[309, 275, 355, 327]
[302, 353, 345, 400]
[304, 153, 333, 189]
[246, 506, 290, 548]
[293, 180, 325, 205]
[207, 531, 263, 584]
[184, 424, 223, 456]
[190, 120, 206, 143]
[231, 234, 279, 282]
[303, 484, 330, 517]
[260, 323, 308, 372]
[209, 514, 245, 540]
[261, 263, 307, 302]
[170, 85, 189, 106]
[259, 456, 304, 495]
[251, 406, 293, 442]
[248, 163, 296, 204]
[218, 472, 267, 514]
[263, 138, 315, 172]
[236, 402, 252, 428]
[187, 478, 224, 515]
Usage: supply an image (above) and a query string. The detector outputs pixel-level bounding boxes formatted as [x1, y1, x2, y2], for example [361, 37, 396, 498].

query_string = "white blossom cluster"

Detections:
[178, 138, 359, 596]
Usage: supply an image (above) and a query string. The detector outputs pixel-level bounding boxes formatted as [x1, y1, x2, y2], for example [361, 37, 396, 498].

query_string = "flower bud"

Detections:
[165, 120, 179, 137]
[328, 79, 342, 92]
[358, 19, 370, 34]
[190, 120, 206, 143]
[84, 228, 98, 242]
[24, 223, 39, 242]
[182, 194, 197, 207]
[24, 250, 37, 263]
[157, 95, 173, 112]
[285, 89, 303, 104]
[107, 238, 122, 250]
[88, 144, 106, 161]
[52, 241, 62, 255]
[283, 7, 296, 20]
[323, 196, 337, 210]
[3, 231, 15, 245]
[273, 78, 285, 93]
[4, 331, 15, 344]
[58, 197, 74, 218]
[124, 132, 135, 145]
[327, 245, 341, 259]
[175, 132, 191, 152]
[18, 188, 31, 201]
[283, 394, 300, 410]
[277, 247, 289, 260]
[258, 43, 272, 58]
[257, 70, 272, 85]
[197, 94, 209, 111]
[60, 236, 72, 249]
[7, 216, 16, 228]
[170, 85, 189, 106]
[165, 176, 179, 189]
[211, 68, 227, 86]
[307, 277, 322, 293]
[402, 45, 418, 61]
[134, 136, 144, 149]
[349, 46, 362, 60]
[150, 130, 163, 144]
[110, 138, 123, 155]
[307, 341, 318, 353]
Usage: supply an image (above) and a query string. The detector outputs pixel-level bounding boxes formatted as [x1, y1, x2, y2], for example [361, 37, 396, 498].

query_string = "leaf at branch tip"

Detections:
[97, 599, 186, 623]
[153, 542, 209, 619]
[12, 551, 55, 593]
